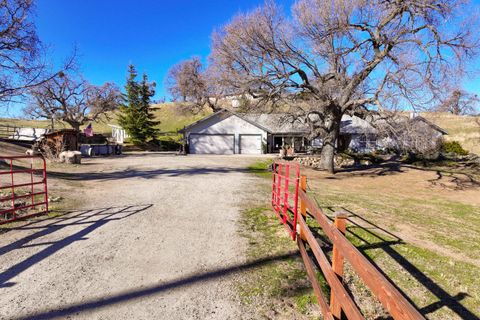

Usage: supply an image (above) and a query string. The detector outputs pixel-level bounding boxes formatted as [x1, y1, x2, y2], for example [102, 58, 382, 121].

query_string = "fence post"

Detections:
[298, 175, 307, 240]
[330, 211, 348, 318]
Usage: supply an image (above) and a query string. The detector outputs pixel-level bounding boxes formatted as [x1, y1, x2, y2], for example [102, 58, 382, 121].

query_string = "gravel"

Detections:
[0, 154, 271, 319]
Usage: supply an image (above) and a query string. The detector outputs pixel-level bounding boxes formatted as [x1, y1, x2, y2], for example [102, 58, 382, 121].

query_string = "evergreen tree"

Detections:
[118, 65, 159, 145]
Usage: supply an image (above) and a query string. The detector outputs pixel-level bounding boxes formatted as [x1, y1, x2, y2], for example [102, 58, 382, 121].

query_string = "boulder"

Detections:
[59, 151, 82, 164]
[25, 149, 40, 156]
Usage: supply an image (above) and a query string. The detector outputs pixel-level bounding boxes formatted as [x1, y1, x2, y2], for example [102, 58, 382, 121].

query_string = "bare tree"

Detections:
[0, 0, 67, 105]
[374, 113, 443, 158]
[209, 0, 478, 172]
[26, 72, 121, 131]
[165, 57, 222, 111]
[437, 89, 479, 115]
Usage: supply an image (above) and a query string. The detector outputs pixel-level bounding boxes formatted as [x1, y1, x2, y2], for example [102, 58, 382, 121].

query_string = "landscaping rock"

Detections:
[59, 151, 82, 164]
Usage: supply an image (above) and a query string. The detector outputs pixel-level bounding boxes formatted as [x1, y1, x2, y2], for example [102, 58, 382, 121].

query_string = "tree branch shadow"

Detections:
[48, 166, 265, 182]
[0, 205, 152, 288]
[14, 251, 299, 320]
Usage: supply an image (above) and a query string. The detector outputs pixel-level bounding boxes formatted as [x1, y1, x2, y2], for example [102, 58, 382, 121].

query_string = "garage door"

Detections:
[189, 134, 234, 154]
[239, 134, 262, 154]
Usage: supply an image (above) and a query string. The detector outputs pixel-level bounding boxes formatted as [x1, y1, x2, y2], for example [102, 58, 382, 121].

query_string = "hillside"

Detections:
[0, 103, 212, 137]
[423, 112, 480, 155]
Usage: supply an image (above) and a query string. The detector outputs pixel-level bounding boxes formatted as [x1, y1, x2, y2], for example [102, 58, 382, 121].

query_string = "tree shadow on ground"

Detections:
[323, 206, 478, 320]
[332, 162, 405, 178]
[315, 161, 480, 190]
[48, 167, 264, 182]
[0, 205, 152, 288]
[14, 251, 299, 320]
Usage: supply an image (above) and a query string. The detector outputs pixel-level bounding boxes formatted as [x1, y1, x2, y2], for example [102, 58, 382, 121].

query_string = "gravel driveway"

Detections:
[0, 154, 270, 319]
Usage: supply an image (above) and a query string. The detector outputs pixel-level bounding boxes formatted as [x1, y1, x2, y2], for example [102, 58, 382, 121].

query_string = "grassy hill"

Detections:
[0, 103, 212, 138]
[423, 112, 480, 155]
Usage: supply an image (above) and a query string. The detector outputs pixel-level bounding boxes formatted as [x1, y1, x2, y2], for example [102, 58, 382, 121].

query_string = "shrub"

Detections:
[441, 140, 468, 156]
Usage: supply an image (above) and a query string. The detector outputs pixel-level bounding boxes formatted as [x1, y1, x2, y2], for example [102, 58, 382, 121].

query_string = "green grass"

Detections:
[247, 159, 274, 179]
[343, 225, 480, 318]
[238, 206, 320, 317]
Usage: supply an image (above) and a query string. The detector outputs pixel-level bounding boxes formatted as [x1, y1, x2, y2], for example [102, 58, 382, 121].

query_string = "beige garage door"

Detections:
[189, 134, 234, 154]
[239, 134, 262, 154]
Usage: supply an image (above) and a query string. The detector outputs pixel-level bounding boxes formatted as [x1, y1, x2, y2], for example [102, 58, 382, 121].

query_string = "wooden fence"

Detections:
[271, 160, 425, 319]
[0, 125, 19, 139]
[296, 176, 425, 320]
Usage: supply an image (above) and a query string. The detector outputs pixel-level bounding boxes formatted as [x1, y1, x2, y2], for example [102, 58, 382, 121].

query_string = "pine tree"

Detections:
[118, 65, 159, 145]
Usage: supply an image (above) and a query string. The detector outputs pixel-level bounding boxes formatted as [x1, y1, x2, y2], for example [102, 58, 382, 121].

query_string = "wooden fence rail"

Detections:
[291, 174, 425, 319]
[0, 125, 20, 139]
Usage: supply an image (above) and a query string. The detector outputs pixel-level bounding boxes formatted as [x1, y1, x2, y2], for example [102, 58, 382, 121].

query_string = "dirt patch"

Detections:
[0, 141, 28, 156]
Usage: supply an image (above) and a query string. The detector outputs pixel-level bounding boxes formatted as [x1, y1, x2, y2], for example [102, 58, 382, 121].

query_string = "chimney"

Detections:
[409, 111, 419, 119]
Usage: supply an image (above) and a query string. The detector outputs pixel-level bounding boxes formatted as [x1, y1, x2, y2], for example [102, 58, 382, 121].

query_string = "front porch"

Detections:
[267, 133, 309, 153]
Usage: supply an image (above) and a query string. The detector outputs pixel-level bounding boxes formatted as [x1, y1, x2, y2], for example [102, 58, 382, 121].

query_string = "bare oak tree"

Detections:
[165, 57, 221, 111]
[26, 72, 121, 131]
[437, 89, 479, 115]
[209, 0, 478, 172]
[0, 0, 66, 104]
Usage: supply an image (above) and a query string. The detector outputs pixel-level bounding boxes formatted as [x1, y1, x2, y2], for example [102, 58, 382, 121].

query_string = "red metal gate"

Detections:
[271, 161, 300, 239]
[0, 155, 49, 224]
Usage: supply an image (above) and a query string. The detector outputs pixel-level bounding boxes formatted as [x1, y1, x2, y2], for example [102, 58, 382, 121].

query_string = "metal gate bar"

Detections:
[0, 155, 49, 224]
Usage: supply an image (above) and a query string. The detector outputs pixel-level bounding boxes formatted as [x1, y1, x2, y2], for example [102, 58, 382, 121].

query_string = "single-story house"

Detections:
[179, 110, 447, 155]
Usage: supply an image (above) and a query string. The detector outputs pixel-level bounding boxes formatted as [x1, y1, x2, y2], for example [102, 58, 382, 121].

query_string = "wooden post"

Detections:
[330, 211, 348, 319]
[298, 175, 307, 240]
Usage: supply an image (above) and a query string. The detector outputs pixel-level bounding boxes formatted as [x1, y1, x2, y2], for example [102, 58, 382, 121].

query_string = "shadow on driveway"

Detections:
[0, 205, 152, 288]
[16, 251, 298, 320]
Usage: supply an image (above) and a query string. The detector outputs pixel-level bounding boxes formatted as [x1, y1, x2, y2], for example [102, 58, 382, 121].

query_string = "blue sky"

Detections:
[35, 0, 294, 100]
[2, 0, 479, 117]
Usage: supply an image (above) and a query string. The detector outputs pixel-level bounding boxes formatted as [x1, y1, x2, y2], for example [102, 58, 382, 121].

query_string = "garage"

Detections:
[189, 134, 234, 154]
[239, 134, 262, 154]
[180, 110, 269, 155]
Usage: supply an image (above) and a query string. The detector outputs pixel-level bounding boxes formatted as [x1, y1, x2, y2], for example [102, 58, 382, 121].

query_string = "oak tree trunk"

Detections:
[318, 110, 342, 173]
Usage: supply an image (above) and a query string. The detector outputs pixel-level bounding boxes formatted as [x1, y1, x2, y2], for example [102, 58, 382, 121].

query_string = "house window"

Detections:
[312, 138, 323, 147]
[359, 135, 377, 150]
[273, 136, 283, 150]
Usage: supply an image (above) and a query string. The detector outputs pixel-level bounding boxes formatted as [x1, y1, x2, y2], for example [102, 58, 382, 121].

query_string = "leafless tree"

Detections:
[26, 72, 121, 131]
[165, 57, 222, 112]
[436, 89, 479, 115]
[209, 0, 478, 172]
[0, 0, 68, 105]
[374, 113, 443, 158]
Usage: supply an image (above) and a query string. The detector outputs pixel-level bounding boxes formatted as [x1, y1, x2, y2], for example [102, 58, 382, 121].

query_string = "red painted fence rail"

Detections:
[0, 155, 49, 224]
[271, 161, 300, 239]
[271, 161, 425, 320]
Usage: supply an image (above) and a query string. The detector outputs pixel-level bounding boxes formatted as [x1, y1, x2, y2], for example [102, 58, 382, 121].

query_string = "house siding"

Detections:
[184, 113, 268, 154]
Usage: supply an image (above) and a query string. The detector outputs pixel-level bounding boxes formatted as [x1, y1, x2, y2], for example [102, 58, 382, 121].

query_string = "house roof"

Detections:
[411, 116, 448, 135]
[340, 115, 377, 134]
[178, 109, 447, 136]
[240, 113, 309, 134]
[178, 109, 273, 134]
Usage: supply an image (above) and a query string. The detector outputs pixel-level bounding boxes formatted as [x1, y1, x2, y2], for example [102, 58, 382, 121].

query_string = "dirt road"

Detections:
[0, 154, 269, 319]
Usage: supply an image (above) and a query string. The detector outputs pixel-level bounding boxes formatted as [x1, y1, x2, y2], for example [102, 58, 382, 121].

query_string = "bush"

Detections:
[441, 140, 468, 156]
